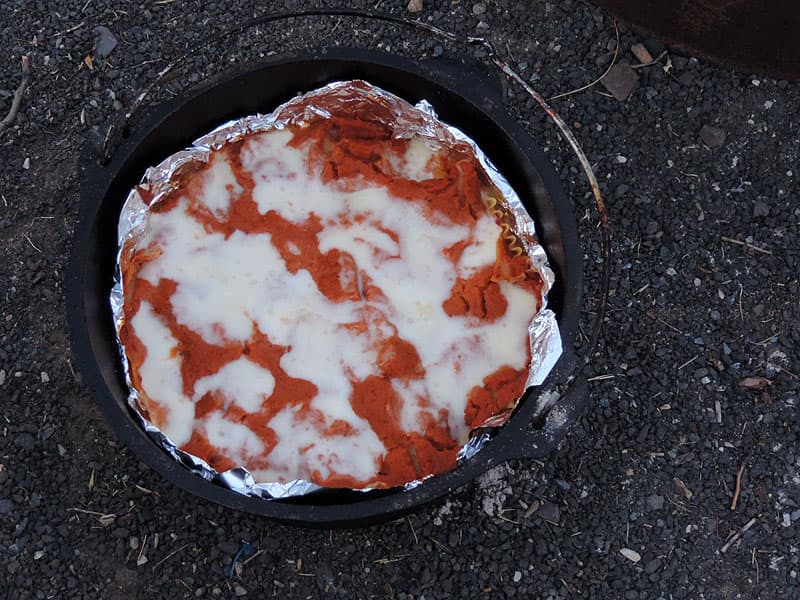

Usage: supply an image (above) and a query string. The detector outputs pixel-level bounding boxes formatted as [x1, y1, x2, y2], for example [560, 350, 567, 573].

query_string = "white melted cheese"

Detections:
[193, 357, 275, 413]
[199, 153, 243, 216]
[128, 130, 536, 482]
[389, 136, 436, 181]
[251, 406, 381, 484]
[204, 412, 264, 464]
[130, 302, 194, 446]
[458, 214, 501, 274]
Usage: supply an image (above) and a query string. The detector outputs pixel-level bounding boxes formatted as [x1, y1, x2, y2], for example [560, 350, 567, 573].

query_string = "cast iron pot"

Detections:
[67, 49, 584, 528]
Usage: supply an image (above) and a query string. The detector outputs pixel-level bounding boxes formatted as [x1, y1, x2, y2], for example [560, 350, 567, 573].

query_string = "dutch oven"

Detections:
[67, 48, 585, 527]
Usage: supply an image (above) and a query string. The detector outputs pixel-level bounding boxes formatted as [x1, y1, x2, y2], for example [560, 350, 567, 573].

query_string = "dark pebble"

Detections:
[94, 26, 118, 58]
[753, 202, 770, 217]
[537, 502, 560, 523]
[601, 63, 638, 101]
[699, 125, 726, 148]
[645, 558, 662, 574]
[13, 433, 35, 451]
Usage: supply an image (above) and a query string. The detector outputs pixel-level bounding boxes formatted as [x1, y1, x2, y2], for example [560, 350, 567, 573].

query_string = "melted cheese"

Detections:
[130, 302, 194, 446]
[193, 357, 275, 413]
[199, 153, 243, 216]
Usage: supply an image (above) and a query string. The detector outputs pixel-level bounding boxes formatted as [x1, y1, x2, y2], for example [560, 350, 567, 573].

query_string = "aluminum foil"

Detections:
[111, 80, 562, 500]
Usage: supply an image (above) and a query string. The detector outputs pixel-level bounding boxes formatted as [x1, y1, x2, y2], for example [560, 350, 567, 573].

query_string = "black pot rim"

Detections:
[67, 48, 583, 527]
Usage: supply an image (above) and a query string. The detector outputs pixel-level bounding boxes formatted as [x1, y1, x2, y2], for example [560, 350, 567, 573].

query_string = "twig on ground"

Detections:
[67, 506, 117, 526]
[721, 236, 773, 255]
[720, 517, 757, 553]
[780, 366, 799, 380]
[22, 233, 43, 254]
[587, 374, 615, 382]
[752, 548, 759, 584]
[645, 311, 684, 335]
[731, 463, 746, 510]
[407, 517, 418, 545]
[0, 56, 32, 135]
[137, 534, 148, 565]
[241, 549, 265, 566]
[631, 50, 669, 69]
[153, 543, 188, 570]
[548, 20, 620, 101]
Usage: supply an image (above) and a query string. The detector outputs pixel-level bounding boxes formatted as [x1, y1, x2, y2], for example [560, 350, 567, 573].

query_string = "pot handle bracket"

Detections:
[494, 348, 589, 462]
[501, 378, 588, 462]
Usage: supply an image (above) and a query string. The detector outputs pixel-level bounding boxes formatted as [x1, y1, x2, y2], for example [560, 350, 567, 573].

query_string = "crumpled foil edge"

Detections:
[110, 80, 562, 500]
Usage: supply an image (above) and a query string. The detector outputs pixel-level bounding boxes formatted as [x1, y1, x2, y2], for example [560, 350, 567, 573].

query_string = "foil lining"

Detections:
[111, 80, 562, 500]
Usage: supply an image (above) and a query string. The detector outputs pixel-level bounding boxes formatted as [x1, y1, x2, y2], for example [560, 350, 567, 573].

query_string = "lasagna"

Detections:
[116, 81, 547, 489]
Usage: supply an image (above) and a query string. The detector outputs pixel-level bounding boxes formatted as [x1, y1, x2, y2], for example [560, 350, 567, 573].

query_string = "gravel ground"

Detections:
[1, 1, 798, 598]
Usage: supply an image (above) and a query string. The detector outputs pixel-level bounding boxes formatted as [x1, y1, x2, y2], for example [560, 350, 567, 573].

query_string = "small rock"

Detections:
[537, 501, 560, 524]
[234, 584, 248, 597]
[645, 558, 662, 574]
[753, 202, 770, 217]
[40, 371, 49, 383]
[0, 369, 5, 386]
[620, 548, 641, 563]
[22, 157, 30, 170]
[699, 125, 726, 148]
[14, 433, 35, 451]
[646, 495, 664, 511]
[630, 43, 654, 64]
[406, 0, 423, 13]
[0, 499, 14, 514]
[472, 2, 487, 15]
[601, 63, 638, 101]
[513, 571, 522, 583]
[94, 26, 118, 58]
[34, 550, 45, 560]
